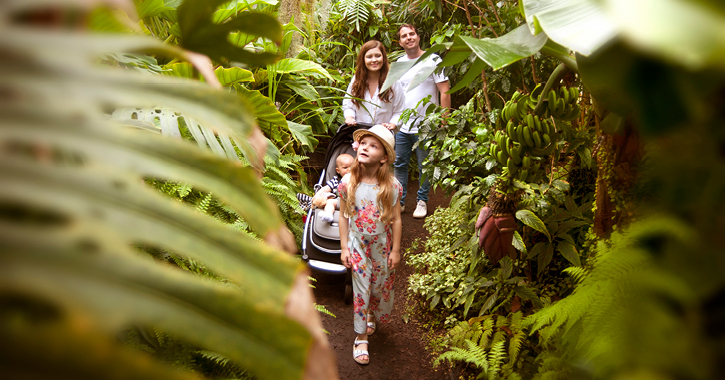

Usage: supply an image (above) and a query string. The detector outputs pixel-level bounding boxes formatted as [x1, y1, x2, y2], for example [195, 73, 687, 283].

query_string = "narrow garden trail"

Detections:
[311, 181, 451, 380]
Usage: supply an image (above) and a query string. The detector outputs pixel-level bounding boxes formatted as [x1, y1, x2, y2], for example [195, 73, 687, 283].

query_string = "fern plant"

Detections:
[524, 216, 701, 378]
[336, 0, 376, 32]
[437, 312, 533, 379]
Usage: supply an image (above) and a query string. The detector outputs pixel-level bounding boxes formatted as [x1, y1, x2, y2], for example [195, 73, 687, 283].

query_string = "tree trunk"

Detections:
[593, 116, 642, 238]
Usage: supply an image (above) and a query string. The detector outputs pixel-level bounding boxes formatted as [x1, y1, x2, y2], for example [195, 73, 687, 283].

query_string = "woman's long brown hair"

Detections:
[350, 40, 394, 107]
[343, 138, 396, 225]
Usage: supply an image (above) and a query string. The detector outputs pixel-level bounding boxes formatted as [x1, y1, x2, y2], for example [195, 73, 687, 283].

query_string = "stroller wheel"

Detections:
[344, 284, 353, 305]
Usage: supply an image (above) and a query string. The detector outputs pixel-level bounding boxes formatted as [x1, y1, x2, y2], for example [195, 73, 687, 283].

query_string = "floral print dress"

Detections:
[339, 173, 402, 334]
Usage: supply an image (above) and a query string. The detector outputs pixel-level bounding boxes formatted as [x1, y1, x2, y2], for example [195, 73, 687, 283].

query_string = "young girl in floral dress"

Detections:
[339, 124, 403, 365]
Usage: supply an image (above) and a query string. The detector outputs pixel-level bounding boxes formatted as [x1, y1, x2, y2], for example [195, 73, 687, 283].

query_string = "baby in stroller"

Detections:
[297, 153, 354, 221]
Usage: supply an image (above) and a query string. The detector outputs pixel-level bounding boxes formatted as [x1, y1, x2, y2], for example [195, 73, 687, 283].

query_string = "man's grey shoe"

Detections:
[413, 200, 427, 219]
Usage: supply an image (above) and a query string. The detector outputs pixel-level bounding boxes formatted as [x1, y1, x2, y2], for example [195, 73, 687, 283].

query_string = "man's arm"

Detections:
[436, 80, 451, 109]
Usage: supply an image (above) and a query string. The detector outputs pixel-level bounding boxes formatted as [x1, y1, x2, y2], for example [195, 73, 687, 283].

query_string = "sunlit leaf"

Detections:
[522, 0, 617, 56]
[215, 66, 254, 86]
[516, 209, 551, 241]
[459, 24, 548, 70]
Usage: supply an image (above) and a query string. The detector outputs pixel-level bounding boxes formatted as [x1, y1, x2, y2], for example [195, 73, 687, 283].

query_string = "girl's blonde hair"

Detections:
[343, 141, 396, 225]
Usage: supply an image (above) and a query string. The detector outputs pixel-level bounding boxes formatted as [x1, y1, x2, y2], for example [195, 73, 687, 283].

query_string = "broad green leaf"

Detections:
[136, 0, 173, 18]
[557, 240, 581, 266]
[527, 241, 547, 259]
[380, 46, 445, 92]
[537, 242, 555, 275]
[283, 76, 321, 100]
[439, 38, 472, 67]
[215, 66, 254, 86]
[522, 0, 617, 56]
[516, 209, 551, 241]
[236, 87, 288, 129]
[163, 62, 197, 79]
[608, 0, 725, 70]
[513, 231, 527, 254]
[287, 121, 318, 151]
[600, 112, 625, 135]
[459, 25, 548, 71]
[463, 289, 478, 318]
[269, 58, 335, 81]
[514, 285, 544, 309]
[178, 0, 281, 66]
[479, 290, 500, 316]
[449, 58, 486, 93]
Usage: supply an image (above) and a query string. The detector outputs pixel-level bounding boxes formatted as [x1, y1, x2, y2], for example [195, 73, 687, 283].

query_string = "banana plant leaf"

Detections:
[459, 24, 548, 71]
[522, 0, 617, 57]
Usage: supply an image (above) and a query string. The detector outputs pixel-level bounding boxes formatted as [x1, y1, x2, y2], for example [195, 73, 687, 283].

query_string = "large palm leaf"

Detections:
[0, 1, 337, 379]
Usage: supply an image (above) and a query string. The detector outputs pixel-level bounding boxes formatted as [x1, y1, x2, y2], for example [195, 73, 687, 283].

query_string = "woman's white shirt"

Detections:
[342, 77, 406, 126]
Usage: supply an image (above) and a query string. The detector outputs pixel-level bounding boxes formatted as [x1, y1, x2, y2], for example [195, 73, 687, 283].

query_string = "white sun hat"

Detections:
[352, 124, 396, 160]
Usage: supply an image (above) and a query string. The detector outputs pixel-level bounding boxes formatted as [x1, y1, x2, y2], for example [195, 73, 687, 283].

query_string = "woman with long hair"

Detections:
[342, 40, 406, 131]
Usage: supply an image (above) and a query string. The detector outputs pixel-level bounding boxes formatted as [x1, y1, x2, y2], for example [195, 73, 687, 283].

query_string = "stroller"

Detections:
[301, 122, 373, 304]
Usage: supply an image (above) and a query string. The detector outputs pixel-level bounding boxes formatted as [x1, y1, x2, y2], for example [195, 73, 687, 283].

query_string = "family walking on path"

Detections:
[336, 24, 451, 366]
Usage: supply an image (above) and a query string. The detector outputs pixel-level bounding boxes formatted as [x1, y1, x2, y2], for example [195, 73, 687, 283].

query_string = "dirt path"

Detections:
[311, 181, 450, 380]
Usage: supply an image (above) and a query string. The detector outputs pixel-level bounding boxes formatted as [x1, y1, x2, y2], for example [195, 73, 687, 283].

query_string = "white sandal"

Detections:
[353, 337, 369, 365]
[366, 319, 376, 336]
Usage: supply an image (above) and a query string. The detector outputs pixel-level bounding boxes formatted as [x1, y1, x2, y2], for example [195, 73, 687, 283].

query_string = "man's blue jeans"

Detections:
[394, 131, 430, 206]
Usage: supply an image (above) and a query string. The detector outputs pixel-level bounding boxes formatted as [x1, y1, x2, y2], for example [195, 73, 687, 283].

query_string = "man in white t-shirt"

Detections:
[394, 24, 451, 218]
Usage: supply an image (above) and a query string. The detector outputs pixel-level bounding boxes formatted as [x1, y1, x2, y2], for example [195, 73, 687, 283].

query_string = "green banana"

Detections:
[531, 142, 556, 157]
[560, 87, 569, 104]
[525, 114, 535, 133]
[506, 120, 515, 140]
[512, 91, 522, 102]
[532, 130, 542, 148]
[542, 119, 551, 136]
[555, 98, 566, 118]
[518, 168, 528, 182]
[523, 126, 534, 147]
[534, 116, 543, 133]
[489, 143, 497, 158]
[522, 155, 531, 169]
[515, 124, 524, 144]
[507, 157, 517, 174]
[510, 143, 522, 165]
[569, 87, 578, 104]
[547, 90, 557, 116]
[516, 100, 528, 122]
[542, 133, 551, 147]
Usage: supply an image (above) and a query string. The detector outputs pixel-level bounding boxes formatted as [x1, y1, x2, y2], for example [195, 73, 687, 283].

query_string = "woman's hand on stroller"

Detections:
[345, 116, 357, 125]
[340, 247, 352, 268]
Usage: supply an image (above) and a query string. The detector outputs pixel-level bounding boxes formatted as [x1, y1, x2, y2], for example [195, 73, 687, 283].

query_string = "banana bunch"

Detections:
[546, 86, 579, 121]
[490, 126, 545, 183]
[500, 91, 535, 124]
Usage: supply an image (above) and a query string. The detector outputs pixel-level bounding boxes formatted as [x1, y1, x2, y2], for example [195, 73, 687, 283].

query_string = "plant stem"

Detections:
[533, 63, 570, 116]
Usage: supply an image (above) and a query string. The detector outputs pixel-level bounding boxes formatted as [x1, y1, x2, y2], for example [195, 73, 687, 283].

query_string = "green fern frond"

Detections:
[196, 192, 213, 213]
[487, 340, 507, 379]
[562, 266, 587, 284]
[479, 317, 495, 348]
[314, 303, 336, 318]
[435, 339, 489, 374]
[508, 331, 525, 364]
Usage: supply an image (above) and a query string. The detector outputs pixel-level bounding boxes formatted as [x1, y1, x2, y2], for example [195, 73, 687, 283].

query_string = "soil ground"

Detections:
[310, 179, 452, 380]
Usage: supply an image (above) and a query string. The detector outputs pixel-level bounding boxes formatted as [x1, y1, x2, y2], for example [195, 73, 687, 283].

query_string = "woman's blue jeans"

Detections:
[393, 131, 430, 206]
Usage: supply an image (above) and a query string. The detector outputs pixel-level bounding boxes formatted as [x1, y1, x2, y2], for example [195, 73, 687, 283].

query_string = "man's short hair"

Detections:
[397, 24, 418, 40]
